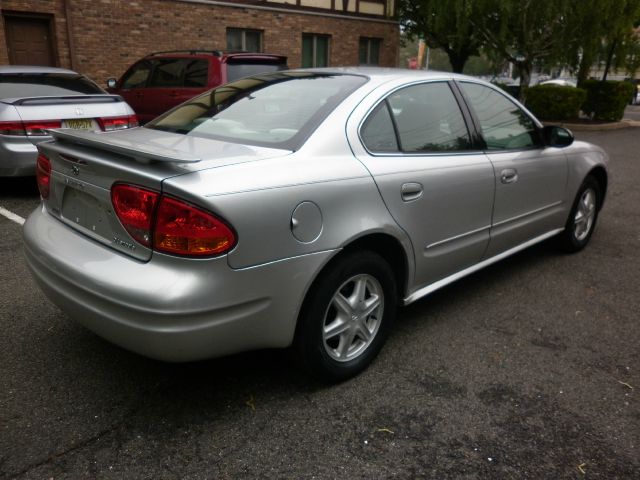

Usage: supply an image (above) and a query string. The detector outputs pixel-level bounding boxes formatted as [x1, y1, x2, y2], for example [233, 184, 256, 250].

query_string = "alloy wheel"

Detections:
[322, 274, 384, 362]
[573, 188, 596, 242]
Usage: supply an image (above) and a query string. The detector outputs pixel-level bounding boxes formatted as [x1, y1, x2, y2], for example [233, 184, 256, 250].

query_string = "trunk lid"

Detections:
[39, 127, 290, 261]
[8, 95, 131, 146]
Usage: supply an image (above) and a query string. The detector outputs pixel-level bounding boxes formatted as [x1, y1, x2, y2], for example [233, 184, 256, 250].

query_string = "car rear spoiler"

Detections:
[6, 95, 125, 106]
[49, 129, 202, 164]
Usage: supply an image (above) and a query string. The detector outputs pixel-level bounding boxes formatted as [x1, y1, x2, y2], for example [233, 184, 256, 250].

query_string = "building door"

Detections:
[4, 15, 55, 66]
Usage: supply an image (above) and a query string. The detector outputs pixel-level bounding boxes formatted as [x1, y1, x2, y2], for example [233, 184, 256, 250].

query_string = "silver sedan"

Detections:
[0, 65, 137, 177]
[23, 68, 608, 382]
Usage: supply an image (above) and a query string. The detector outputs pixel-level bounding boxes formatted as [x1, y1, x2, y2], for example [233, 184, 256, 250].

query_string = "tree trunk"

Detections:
[515, 61, 532, 102]
[577, 50, 593, 86]
[448, 53, 469, 74]
[602, 38, 618, 81]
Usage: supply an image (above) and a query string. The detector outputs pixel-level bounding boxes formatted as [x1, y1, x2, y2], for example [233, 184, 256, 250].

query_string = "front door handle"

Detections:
[401, 182, 423, 202]
[500, 168, 518, 184]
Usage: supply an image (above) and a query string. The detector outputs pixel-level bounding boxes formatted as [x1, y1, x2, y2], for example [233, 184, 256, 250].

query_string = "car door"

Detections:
[116, 60, 152, 120]
[352, 81, 495, 290]
[144, 58, 188, 120]
[457, 82, 569, 257]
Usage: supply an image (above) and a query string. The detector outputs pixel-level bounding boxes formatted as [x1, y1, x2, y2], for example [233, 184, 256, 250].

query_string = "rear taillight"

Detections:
[97, 115, 139, 131]
[36, 153, 52, 199]
[111, 184, 236, 257]
[25, 120, 62, 136]
[111, 184, 160, 247]
[0, 120, 61, 136]
[154, 196, 236, 256]
[0, 121, 26, 135]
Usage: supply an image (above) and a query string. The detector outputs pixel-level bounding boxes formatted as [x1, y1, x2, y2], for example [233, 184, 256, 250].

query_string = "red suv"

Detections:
[107, 50, 288, 124]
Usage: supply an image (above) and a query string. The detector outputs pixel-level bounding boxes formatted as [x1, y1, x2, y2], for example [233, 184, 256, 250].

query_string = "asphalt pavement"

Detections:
[0, 129, 638, 479]
[624, 104, 640, 122]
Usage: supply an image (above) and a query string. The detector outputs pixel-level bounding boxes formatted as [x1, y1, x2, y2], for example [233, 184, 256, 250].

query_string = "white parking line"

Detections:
[0, 206, 25, 226]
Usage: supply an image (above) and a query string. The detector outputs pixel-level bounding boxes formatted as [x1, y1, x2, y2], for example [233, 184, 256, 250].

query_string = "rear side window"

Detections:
[183, 60, 208, 87]
[226, 60, 287, 82]
[361, 82, 471, 153]
[360, 102, 398, 152]
[390, 83, 471, 152]
[148, 59, 186, 87]
[0, 73, 104, 99]
[460, 82, 540, 150]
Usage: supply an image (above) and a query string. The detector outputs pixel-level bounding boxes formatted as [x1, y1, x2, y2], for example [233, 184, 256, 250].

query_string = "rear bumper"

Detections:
[23, 205, 333, 361]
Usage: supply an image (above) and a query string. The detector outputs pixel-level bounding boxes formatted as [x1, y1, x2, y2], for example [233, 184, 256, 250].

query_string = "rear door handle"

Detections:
[401, 182, 423, 202]
[500, 168, 518, 184]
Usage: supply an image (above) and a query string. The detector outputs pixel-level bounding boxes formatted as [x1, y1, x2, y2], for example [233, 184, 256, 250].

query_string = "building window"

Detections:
[226, 28, 263, 52]
[302, 34, 330, 68]
[359, 37, 381, 65]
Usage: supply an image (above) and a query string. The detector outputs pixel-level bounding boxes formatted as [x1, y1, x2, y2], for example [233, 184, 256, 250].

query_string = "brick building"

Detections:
[1, 0, 399, 85]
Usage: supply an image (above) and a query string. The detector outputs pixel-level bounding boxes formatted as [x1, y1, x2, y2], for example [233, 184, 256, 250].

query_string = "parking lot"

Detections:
[1, 128, 638, 479]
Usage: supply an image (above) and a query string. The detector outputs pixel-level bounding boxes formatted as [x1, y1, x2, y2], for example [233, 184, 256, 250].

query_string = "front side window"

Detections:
[460, 82, 540, 150]
[121, 62, 152, 89]
[302, 34, 330, 68]
[147, 72, 367, 150]
[226, 28, 263, 52]
[359, 37, 381, 65]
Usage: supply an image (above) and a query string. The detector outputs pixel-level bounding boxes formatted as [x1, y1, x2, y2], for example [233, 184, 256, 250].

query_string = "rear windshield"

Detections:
[226, 61, 287, 82]
[146, 71, 368, 150]
[0, 73, 104, 99]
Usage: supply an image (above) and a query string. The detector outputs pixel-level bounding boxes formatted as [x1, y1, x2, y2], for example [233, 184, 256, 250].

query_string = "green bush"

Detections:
[581, 80, 634, 121]
[524, 85, 586, 121]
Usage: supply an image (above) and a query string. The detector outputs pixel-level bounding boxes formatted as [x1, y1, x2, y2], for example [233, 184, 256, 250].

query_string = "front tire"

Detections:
[294, 251, 397, 382]
[558, 176, 601, 252]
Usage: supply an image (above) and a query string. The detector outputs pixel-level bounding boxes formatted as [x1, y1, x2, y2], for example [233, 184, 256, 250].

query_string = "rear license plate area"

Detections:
[62, 118, 98, 130]
[61, 184, 110, 237]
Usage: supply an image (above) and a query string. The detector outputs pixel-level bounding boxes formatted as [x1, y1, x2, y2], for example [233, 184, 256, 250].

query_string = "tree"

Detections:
[600, 1, 640, 80]
[398, 0, 482, 73]
[563, 0, 610, 84]
[558, 0, 640, 83]
[472, 0, 574, 96]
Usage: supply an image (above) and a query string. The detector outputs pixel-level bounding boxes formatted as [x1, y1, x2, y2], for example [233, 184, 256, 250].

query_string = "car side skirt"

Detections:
[403, 228, 564, 306]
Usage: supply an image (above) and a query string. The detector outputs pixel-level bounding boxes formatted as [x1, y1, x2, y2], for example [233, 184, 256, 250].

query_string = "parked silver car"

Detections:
[23, 68, 608, 381]
[0, 66, 137, 177]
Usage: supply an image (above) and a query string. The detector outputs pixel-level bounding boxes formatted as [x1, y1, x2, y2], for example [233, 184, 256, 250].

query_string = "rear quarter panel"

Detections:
[163, 152, 411, 270]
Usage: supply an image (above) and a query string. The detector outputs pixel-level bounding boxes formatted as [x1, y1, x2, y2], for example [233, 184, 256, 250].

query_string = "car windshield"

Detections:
[146, 71, 368, 150]
[0, 73, 104, 99]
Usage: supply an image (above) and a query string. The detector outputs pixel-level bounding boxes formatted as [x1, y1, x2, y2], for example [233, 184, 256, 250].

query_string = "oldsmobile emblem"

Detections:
[113, 236, 136, 251]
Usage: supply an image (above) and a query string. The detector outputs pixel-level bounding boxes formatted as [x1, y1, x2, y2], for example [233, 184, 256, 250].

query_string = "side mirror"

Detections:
[106, 78, 117, 89]
[542, 125, 574, 147]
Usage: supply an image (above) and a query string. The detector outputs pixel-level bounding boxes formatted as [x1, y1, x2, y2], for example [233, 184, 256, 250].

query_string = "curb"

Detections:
[545, 119, 640, 131]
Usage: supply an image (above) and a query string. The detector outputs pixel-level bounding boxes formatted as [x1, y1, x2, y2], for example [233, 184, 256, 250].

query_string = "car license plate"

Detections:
[63, 118, 95, 130]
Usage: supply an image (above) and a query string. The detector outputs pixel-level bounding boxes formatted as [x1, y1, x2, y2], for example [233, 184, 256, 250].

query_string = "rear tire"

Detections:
[557, 176, 601, 253]
[294, 251, 397, 383]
